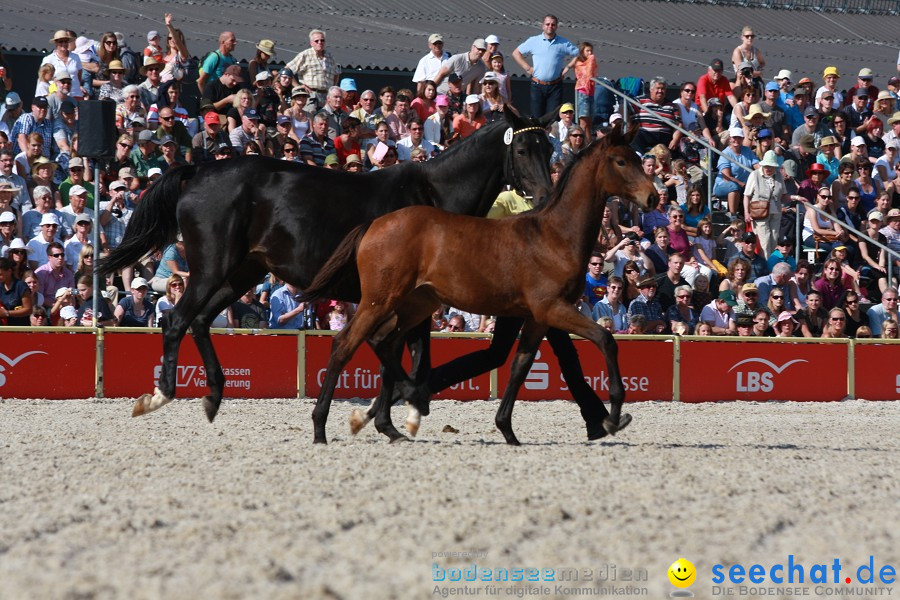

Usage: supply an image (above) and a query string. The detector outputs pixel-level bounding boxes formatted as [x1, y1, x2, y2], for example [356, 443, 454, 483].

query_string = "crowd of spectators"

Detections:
[1, 14, 899, 341]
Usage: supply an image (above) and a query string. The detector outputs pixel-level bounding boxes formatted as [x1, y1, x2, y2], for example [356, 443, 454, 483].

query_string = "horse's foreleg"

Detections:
[370, 333, 418, 442]
[544, 304, 631, 435]
[495, 321, 548, 446]
[402, 318, 434, 417]
[545, 327, 611, 440]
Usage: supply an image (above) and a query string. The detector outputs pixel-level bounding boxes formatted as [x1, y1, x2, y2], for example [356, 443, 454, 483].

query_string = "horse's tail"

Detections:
[300, 223, 371, 302]
[96, 164, 198, 276]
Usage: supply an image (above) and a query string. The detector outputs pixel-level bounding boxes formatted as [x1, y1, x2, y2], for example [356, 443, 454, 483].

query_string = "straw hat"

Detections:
[107, 60, 125, 72]
[256, 39, 276, 57]
[818, 135, 838, 149]
[49, 30, 71, 43]
[745, 105, 770, 120]
[31, 156, 58, 174]
[140, 56, 162, 75]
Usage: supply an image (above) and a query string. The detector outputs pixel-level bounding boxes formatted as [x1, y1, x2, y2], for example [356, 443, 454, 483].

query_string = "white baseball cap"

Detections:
[60, 305, 78, 320]
[40, 213, 60, 226]
[728, 126, 745, 138]
[485, 35, 500, 45]
[131, 276, 149, 289]
[148, 167, 163, 178]
[69, 184, 88, 196]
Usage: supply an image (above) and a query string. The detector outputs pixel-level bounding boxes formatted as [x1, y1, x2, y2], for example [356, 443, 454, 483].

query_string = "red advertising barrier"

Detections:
[0, 332, 96, 399]
[680, 340, 849, 402]
[496, 338, 674, 402]
[305, 334, 491, 400]
[854, 342, 900, 401]
[103, 332, 298, 398]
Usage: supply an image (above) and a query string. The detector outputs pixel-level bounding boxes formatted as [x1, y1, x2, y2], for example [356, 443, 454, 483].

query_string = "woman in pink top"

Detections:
[564, 42, 597, 138]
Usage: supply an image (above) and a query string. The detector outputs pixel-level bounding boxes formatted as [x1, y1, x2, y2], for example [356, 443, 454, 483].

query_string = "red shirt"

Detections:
[333, 136, 360, 165]
[696, 73, 733, 108]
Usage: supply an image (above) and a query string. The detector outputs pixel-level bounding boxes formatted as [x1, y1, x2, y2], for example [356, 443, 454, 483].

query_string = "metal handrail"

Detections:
[594, 77, 755, 214]
[796, 199, 898, 282]
[594, 77, 898, 282]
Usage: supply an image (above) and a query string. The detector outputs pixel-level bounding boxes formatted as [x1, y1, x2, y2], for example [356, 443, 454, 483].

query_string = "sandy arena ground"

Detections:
[0, 397, 898, 600]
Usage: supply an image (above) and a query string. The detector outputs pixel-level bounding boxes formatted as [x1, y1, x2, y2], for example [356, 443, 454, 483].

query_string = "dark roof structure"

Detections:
[3, 1, 899, 86]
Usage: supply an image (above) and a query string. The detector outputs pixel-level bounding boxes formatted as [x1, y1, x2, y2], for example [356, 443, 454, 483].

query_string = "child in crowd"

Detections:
[35, 64, 55, 96]
[144, 31, 164, 63]
[565, 42, 597, 137]
[328, 300, 349, 331]
[487, 53, 511, 104]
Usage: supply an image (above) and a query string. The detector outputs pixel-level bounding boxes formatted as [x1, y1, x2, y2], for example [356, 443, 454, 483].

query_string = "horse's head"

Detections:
[594, 122, 657, 212]
[502, 109, 554, 201]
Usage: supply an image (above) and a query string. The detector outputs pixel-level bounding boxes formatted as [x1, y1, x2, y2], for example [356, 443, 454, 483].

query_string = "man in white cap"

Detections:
[59, 157, 93, 208]
[0, 210, 17, 254]
[58, 183, 94, 240]
[64, 212, 92, 268]
[482, 35, 500, 69]
[845, 68, 879, 110]
[773, 69, 794, 109]
[0, 150, 29, 213]
[433, 39, 487, 96]
[412, 34, 450, 96]
[100, 180, 135, 289]
[27, 213, 63, 269]
[21, 185, 63, 240]
[0, 92, 23, 137]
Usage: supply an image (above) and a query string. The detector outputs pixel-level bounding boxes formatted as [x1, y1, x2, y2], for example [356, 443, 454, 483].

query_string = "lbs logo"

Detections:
[728, 358, 807, 393]
[0, 351, 48, 387]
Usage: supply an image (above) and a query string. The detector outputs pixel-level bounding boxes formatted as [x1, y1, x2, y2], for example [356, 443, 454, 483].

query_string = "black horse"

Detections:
[97, 109, 555, 424]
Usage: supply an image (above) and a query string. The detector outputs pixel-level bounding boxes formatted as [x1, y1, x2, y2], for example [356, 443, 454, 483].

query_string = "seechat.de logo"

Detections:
[728, 358, 807, 393]
[0, 351, 48, 388]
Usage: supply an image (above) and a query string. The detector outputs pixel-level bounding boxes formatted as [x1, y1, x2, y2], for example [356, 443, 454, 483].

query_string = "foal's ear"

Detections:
[503, 105, 521, 127]
[538, 106, 560, 127]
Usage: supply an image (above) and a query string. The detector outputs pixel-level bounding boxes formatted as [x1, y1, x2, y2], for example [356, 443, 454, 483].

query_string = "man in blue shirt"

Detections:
[584, 252, 608, 306]
[512, 14, 578, 118]
[269, 283, 306, 329]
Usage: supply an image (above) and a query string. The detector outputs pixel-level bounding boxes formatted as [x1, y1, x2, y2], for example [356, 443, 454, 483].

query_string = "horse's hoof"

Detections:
[313, 437, 327, 445]
[404, 405, 421, 437]
[131, 388, 172, 417]
[389, 434, 410, 444]
[203, 396, 221, 423]
[602, 413, 633, 436]
[587, 425, 608, 441]
[349, 408, 370, 435]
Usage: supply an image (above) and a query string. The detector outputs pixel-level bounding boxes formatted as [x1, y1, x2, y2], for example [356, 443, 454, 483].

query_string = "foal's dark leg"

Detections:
[401, 319, 434, 416]
[365, 335, 414, 442]
[545, 328, 612, 440]
[495, 322, 548, 446]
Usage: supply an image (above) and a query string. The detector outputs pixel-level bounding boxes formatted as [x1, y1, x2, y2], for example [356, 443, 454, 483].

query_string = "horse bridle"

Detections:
[504, 125, 548, 196]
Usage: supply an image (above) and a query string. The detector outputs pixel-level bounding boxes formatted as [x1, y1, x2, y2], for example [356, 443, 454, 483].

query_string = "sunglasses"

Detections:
[49, 253, 64, 258]
[283, 148, 297, 153]
[830, 317, 845, 321]
[676, 295, 691, 299]
[744, 34, 755, 38]
[589, 262, 603, 266]
[570, 134, 584, 138]
[744, 292, 758, 297]
[845, 299, 858, 305]
[771, 295, 784, 299]
[160, 116, 174, 121]
[682, 89, 696, 94]
[818, 194, 832, 198]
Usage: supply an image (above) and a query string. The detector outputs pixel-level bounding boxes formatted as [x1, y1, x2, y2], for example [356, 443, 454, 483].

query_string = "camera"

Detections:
[741, 68, 752, 77]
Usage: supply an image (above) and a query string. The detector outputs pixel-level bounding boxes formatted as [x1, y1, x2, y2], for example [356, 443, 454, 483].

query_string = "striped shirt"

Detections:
[633, 99, 681, 135]
[10, 114, 53, 157]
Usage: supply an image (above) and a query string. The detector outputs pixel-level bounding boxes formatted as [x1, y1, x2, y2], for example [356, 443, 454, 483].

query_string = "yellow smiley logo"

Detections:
[668, 558, 696, 588]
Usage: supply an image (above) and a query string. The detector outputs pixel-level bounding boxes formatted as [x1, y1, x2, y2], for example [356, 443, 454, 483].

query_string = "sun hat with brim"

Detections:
[291, 86, 309, 98]
[775, 69, 793, 81]
[797, 77, 813, 86]
[74, 213, 91, 224]
[823, 66, 840, 79]
[131, 277, 150, 289]
[343, 154, 362, 168]
[40, 213, 60, 227]
[0, 210, 15, 222]
[559, 103, 575, 115]
[107, 60, 125, 72]
[759, 150, 780, 168]
[776, 311, 796, 324]
[746, 105, 770, 120]
[256, 39, 276, 56]
[818, 135, 838, 148]
[7, 238, 32, 254]
[324, 154, 339, 167]
[797, 134, 817, 154]
[0, 182, 22, 194]
[60, 306, 78, 320]
[465, 94, 480, 105]
[31, 156, 58, 174]
[888, 208, 900, 220]
[805, 163, 830, 178]
[742, 283, 759, 294]
[139, 57, 162, 75]
[889, 113, 900, 126]
[50, 30, 71, 43]
[877, 90, 893, 102]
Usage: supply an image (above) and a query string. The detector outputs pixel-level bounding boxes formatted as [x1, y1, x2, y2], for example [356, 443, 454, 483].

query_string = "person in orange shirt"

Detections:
[452, 95, 486, 139]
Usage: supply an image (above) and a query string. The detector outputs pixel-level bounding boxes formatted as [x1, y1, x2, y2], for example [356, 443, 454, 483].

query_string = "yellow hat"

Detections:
[823, 66, 840, 79]
[559, 103, 575, 115]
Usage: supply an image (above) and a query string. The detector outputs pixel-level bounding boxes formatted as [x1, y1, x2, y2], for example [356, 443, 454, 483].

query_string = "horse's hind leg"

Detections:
[132, 282, 209, 417]
[545, 327, 611, 440]
[495, 320, 548, 446]
[369, 333, 417, 442]
[401, 318, 434, 417]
